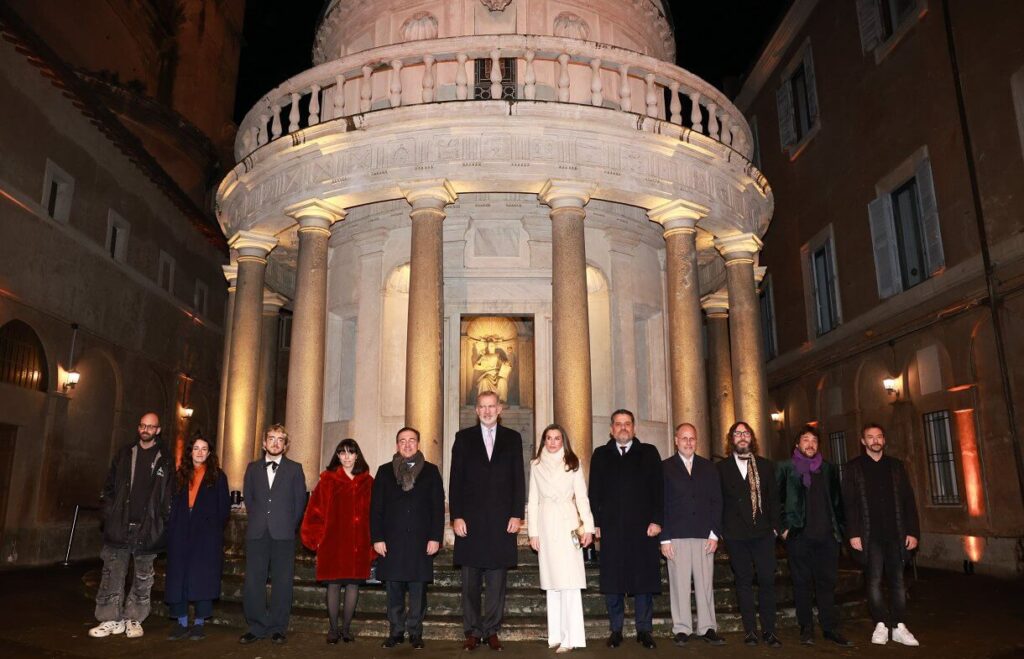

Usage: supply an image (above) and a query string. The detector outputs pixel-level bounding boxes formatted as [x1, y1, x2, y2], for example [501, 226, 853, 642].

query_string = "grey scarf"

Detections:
[392, 450, 425, 492]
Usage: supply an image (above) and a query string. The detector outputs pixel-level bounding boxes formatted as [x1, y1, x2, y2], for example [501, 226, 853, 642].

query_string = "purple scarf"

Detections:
[792, 448, 823, 488]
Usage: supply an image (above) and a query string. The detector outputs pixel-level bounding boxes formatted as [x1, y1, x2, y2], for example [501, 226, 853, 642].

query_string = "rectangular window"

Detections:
[41, 159, 75, 223]
[829, 431, 848, 480]
[759, 273, 778, 359]
[279, 314, 293, 350]
[923, 410, 960, 505]
[857, 0, 927, 59]
[193, 281, 208, 316]
[868, 154, 944, 299]
[811, 240, 840, 334]
[105, 210, 130, 263]
[776, 41, 819, 155]
[474, 57, 517, 100]
[158, 250, 175, 295]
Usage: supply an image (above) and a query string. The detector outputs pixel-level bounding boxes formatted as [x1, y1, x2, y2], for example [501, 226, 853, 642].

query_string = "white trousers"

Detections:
[546, 589, 586, 648]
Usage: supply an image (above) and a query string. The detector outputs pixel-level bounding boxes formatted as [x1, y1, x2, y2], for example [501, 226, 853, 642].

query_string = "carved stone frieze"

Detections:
[480, 0, 514, 11]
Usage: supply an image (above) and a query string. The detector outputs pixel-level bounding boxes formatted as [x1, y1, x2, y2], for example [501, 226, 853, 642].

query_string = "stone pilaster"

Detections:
[255, 290, 288, 460]
[223, 231, 277, 493]
[649, 200, 711, 457]
[715, 233, 770, 456]
[701, 289, 734, 458]
[402, 180, 457, 466]
[285, 200, 345, 491]
[539, 180, 596, 474]
[215, 263, 237, 463]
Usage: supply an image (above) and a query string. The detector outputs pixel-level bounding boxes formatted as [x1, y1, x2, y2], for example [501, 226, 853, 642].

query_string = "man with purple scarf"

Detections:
[776, 425, 851, 647]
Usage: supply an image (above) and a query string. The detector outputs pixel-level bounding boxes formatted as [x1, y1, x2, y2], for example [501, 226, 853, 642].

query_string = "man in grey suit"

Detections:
[238, 424, 307, 645]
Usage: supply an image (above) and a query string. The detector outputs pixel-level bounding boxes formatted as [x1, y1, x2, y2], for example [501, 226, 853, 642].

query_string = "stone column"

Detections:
[254, 290, 288, 459]
[285, 201, 345, 491]
[223, 231, 277, 493]
[215, 263, 237, 463]
[649, 200, 711, 457]
[539, 180, 596, 474]
[701, 289, 734, 458]
[402, 180, 457, 465]
[715, 233, 770, 455]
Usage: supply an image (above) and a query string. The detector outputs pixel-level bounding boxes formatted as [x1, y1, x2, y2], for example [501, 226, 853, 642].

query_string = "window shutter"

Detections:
[776, 81, 796, 150]
[856, 0, 884, 53]
[915, 158, 945, 276]
[826, 238, 842, 324]
[803, 46, 820, 125]
[868, 195, 902, 299]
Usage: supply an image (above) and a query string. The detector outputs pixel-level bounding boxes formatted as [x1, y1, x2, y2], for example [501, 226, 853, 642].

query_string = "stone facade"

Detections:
[736, 0, 1024, 576]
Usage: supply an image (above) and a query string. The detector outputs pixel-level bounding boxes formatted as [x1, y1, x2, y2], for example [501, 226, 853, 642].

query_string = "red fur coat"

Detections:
[300, 468, 376, 581]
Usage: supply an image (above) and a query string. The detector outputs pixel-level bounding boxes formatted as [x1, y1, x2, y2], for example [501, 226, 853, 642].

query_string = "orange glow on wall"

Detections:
[963, 535, 985, 562]
[954, 409, 984, 517]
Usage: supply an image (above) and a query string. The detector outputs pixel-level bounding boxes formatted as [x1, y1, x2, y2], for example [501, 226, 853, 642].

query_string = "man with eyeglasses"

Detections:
[89, 412, 173, 640]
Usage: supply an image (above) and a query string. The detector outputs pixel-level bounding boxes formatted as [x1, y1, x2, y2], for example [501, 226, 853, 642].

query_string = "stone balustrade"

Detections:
[234, 34, 753, 162]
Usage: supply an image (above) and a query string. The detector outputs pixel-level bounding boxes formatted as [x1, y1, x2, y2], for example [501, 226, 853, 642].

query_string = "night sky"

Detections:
[233, 0, 790, 123]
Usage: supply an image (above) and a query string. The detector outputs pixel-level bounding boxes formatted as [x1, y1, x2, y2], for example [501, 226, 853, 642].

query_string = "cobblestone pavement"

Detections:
[0, 563, 1021, 658]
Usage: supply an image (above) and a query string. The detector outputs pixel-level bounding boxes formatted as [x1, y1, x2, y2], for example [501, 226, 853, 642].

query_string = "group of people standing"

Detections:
[88, 396, 923, 651]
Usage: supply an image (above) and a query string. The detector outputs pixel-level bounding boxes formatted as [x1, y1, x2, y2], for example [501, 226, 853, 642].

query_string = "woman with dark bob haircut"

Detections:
[165, 431, 230, 640]
[301, 439, 376, 643]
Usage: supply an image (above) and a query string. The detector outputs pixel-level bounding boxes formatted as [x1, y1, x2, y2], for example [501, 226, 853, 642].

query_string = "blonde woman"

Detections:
[527, 424, 595, 652]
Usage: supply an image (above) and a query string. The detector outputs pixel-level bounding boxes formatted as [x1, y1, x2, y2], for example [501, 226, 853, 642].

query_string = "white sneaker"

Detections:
[124, 619, 144, 638]
[892, 623, 919, 646]
[871, 622, 889, 645]
[88, 620, 126, 638]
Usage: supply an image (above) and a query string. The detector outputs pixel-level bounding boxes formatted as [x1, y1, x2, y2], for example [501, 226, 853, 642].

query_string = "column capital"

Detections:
[222, 264, 238, 287]
[754, 265, 767, 284]
[647, 199, 708, 235]
[714, 232, 764, 263]
[401, 179, 458, 210]
[262, 290, 289, 315]
[284, 199, 346, 232]
[700, 289, 730, 317]
[538, 179, 596, 210]
[228, 230, 278, 262]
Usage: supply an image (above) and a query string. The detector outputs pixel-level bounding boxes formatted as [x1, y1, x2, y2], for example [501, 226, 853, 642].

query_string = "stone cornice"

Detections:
[734, 0, 820, 112]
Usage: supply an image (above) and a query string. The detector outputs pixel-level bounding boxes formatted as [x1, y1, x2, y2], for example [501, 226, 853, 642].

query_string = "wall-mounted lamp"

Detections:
[180, 374, 194, 420]
[63, 369, 80, 393]
[883, 377, 899, 397]
[770, 411, 784, 427]
[181, 406, 194, 419]
[62, 323, 80, 393]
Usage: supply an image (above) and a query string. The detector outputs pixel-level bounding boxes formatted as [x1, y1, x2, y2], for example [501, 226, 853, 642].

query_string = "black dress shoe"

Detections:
[637, 631, 656, 649]
[238, 632, 261, 644]
[824, 630, 853, 647]
[763, 632, 782, 648]
[606, 631, 623, 648]
[411, 636, 425, 649]
[271, 632, 287, 644]
[327, 629, 340, 644]
[673, 632, 689, 646]
[701, 629, 726, 645]
[743, 632, 758, 646]
[382, 634, 404, 648]
[800, 627, 814, 645]
[341, 631, 355, 643]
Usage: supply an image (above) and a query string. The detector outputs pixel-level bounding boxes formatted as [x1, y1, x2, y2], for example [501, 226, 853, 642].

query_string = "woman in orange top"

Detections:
[301, 438, 376, 644]
[164, 432, 230, 641]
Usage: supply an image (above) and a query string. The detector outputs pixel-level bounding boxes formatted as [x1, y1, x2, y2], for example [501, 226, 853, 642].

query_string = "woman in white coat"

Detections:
[528, 424, 595, 652]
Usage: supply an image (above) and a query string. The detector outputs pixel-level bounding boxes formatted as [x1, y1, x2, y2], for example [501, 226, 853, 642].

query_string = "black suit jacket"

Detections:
[661, 453, 722, 540]
[243, 455, 307, 541]
[717, 454, 780, 540]
[448, 424, 526, 568]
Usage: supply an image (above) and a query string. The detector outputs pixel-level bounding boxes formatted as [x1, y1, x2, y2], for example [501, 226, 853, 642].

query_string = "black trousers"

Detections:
[786, 534, 840, 633]
[386, 581, 427, 638]
[243, 534, 296, 637]
[726, 534, 777, 635]
[866, 539, 907, 626]
[604, 592, 654, 633]
[461, 566, 507, 638]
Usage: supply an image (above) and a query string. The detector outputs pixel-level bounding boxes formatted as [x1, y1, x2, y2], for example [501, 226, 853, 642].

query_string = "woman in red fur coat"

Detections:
[301, 438, 376, 644]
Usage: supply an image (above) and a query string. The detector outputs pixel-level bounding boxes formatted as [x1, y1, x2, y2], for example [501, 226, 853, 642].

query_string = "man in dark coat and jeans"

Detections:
[777, 425, 851, 647]
[588, 409, 663, 650]
[371, 426, 445, 649]
[449, 391, 526, 651]
[89, 411, 173, 640]
[843, 423, 920, 647]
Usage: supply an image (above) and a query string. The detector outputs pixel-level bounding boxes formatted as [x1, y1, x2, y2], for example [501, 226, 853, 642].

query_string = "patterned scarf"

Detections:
[392, 450, 425, 492]
[737, 453, 762, 522]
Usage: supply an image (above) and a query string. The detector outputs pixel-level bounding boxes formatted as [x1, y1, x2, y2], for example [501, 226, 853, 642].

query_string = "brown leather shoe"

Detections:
[486, 634, 504, 651]
[463, 634, 480, 651]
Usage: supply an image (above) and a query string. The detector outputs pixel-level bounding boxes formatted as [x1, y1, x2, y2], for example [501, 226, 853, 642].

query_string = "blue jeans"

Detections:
[604, 592, 654, 633]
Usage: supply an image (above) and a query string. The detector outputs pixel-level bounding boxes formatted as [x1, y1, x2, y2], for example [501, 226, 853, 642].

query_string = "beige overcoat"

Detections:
[527, 448, 595, 590]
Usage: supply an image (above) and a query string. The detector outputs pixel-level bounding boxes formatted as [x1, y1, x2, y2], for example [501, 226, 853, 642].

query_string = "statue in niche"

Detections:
[472, 340, 513, 403]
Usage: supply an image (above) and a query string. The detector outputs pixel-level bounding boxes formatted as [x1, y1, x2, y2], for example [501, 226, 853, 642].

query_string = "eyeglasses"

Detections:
[138, 424, 159, 431]
[732, 430, 752, 438]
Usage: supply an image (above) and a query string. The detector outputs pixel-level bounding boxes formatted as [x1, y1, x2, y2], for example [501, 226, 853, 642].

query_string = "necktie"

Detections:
[266, 461, 278, 472]
[486, 428, 495, 459]
[619, 445, 626, 456]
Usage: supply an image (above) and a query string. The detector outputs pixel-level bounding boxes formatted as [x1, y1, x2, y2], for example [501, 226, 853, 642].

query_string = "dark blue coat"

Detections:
[661, 453, 722, 540]
[164, 471, 230, 604]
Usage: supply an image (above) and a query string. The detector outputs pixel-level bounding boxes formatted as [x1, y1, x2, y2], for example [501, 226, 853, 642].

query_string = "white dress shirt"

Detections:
[265, 454, 282, 489]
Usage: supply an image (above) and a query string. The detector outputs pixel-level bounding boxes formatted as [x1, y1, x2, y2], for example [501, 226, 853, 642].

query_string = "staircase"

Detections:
[84, 514, 866, 641]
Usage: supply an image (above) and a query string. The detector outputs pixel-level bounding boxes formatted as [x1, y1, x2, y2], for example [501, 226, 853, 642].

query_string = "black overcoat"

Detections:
[164, 471, 230, 604]
[588, 437, 664, 594]
[370, 461, 445, 582]
[448, 424, 526, 569]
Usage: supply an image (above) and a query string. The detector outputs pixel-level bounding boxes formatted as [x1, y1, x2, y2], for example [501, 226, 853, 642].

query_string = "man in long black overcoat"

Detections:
[588, 409, 664, 650]
[448, 391, 526, 650]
